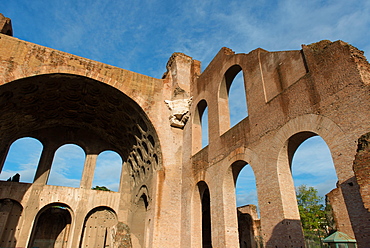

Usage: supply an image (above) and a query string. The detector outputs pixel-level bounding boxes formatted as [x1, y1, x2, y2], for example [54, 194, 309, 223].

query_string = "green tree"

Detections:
[92, 185, 111, 191]
[296, 185, 327, 246]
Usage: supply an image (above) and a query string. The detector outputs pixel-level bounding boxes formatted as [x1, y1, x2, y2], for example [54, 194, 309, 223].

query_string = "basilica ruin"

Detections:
[0, 14, 369, 247]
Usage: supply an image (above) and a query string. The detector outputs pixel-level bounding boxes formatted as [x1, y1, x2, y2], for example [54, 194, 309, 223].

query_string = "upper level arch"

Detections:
[219, 64, 248, 134]
[192, 99, 209, 154]
[273, 114, 351, 181]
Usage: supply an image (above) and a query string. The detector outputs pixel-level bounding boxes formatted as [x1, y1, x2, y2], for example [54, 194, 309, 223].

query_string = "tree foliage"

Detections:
[92, 185, 111, 191]
[296, 185, 328, 244]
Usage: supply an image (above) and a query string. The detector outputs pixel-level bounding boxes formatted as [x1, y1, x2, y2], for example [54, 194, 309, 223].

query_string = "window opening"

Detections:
[229, 70, 248, 127]
[0, 137, 43, 183]
[92, 150, 122, 192]
[201, 106, 209, 148]
[47, 144, 85, 188]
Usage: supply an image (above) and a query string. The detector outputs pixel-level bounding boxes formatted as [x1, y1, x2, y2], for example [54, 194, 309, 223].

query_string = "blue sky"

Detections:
[0, 1, 369, 205]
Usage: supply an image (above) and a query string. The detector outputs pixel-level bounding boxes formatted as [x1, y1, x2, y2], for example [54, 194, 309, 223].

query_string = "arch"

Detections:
[0, 137, 43, 183]
[274, 124, 343, 245]
[0, 199, 23, 247]
[29, 203, 72, 248]
[1, 68, 160, 118]
[220, 147, 261, 247]
[192, 99, 208, 154]
[289, 133, 337, 244]
[131, 191, 149, 248]
[273, 114, 350, 180]
[219, 65, 248, 134]
[194, 181, 212, 248]
[92, 150, 123, 192]
[224, 160, 259, 248]
[0, 73, 162, 182]
[291, 134, 337, 195]
[79, 206, 118, 248]
[47, 144, 86, 188]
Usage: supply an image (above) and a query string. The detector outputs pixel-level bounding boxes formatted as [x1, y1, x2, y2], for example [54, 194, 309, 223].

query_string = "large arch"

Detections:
[265, 114, 356, 246]
[0, 65, 150, 111]
[0, 72, 163, 247]
[0, 73, 162, 188]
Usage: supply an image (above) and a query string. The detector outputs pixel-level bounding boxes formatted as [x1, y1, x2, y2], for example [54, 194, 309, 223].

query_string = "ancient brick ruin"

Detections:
[0, 14, 369, 247]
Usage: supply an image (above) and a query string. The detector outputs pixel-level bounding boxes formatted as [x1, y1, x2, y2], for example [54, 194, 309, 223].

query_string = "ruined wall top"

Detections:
[0, 13, 12, 36]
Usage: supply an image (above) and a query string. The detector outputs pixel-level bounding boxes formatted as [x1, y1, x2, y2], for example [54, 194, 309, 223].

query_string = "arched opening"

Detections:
[201, 106, 209, 148]
[92, 150, 122, 192]
[289, 133, 337, 246]
[79, 207, 118, 248]
[0, 137, 43, 183]
[219, 65, 248, 134]
[47, 144, 85, 188]
[233, 161, 260, 248]
[0, 199, 23, 247]
[197, 181, 212, 248]
[192, 100, 209, 153]
[29, 203, 72, 248]
[131, 194, 148, 248]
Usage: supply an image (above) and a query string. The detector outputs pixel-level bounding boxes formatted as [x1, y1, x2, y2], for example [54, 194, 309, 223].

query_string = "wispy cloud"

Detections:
[47, 144, 85, 188]
[1, 0, 369, 79]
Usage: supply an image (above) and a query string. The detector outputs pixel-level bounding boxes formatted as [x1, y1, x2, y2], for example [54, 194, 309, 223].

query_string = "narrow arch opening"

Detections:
[197, 181, 212, 248]
[290, 134, 337, 245]
[201, 106, 209, 148]
[219, 65, 248, 134]
[131, 194, 148, 248]
[29, 203, 72, 248]
[0, 137, 43, 183]
[92, 150, 123, 192]
[47, 144, 85, 188]
[192, 100, 208, 153]
[233, 161, 259, 248]
[228, 70, 248, 127]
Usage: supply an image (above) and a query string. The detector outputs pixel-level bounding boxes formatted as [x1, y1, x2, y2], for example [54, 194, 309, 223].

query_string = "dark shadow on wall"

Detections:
[265, 219, 305, 248]
[238, 209, 261, 248]
[340, 177, 370, 247]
